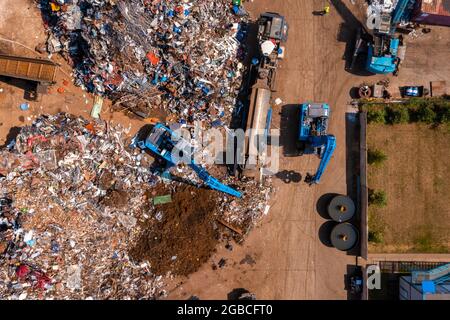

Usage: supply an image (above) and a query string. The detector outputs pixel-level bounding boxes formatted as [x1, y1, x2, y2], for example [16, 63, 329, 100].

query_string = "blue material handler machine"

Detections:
[297, 103, 336, 185]
[132, 123, 242, 198]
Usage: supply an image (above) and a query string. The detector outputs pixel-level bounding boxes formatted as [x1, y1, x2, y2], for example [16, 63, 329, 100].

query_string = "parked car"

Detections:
[401, 86, 429, 97]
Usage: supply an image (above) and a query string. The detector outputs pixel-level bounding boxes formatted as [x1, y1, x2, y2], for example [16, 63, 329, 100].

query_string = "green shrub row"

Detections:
[363, 97, 450, 125]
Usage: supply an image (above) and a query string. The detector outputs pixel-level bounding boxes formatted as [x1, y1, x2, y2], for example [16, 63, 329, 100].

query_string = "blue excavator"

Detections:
[297, 103, 336, 185]
[360, 0, 450, 75]
[132, 123, 242, 198]
[350, 0, 418, 74]
[365, 0, 417, 74]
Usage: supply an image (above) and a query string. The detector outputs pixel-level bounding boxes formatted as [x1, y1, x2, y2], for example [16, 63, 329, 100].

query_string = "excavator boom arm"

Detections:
[310, 135, 336, 184]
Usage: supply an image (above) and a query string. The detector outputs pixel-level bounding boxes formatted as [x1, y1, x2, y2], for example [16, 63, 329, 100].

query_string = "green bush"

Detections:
[368, 148, 387, 166]
[368, 189, 387, 207]
[386, 106, 410, 124]
[368, 230, 384, 243]
[367, 108, 387, 124]
[435, 105, 450, 124]
[414, 106, 436, 123]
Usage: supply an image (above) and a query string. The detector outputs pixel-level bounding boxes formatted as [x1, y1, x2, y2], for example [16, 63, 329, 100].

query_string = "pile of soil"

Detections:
[100, 189, 129, 209]
[130, 184, 220, 276]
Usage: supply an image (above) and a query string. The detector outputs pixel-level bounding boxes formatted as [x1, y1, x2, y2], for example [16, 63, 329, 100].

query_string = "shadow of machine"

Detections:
[331, 0, 374, 76]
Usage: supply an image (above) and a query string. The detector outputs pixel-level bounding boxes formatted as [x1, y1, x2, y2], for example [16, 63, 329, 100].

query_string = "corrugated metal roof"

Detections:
[420, 0, 450, 17]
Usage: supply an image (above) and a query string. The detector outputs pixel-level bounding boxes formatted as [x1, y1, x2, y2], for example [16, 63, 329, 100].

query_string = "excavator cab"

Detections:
[258, 12, 288, 42]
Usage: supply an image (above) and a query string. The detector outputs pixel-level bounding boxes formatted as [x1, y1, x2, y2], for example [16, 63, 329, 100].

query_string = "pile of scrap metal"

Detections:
[39, 0, 249, 124]
[0, 113, 165, 299]
[0, 113, 271, 299]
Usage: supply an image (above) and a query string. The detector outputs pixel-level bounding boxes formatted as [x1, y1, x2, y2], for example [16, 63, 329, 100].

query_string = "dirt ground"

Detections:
[1, 0, 450, 300]
[367, 123, 450, 253]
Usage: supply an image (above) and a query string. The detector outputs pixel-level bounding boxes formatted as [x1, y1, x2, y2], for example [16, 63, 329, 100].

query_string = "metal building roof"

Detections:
[420, 0, 450, 17]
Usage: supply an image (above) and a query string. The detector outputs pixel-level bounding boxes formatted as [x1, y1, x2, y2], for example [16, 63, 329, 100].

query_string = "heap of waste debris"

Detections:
[0, 114, 270, 299]
[40, 0, 248, 123]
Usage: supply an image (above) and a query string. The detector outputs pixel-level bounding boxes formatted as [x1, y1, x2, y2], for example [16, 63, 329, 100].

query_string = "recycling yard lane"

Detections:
[166, 0, 365, 300]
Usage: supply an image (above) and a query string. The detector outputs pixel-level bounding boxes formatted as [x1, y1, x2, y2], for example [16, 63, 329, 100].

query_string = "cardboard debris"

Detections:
[152, 195, 172, 205]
